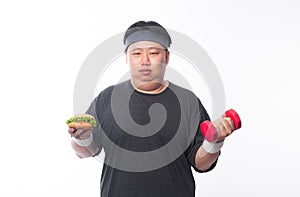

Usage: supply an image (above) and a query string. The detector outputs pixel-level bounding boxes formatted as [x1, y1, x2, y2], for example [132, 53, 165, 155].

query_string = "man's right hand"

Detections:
[68, 127, 93, 140]
[68, 127, 100, 158]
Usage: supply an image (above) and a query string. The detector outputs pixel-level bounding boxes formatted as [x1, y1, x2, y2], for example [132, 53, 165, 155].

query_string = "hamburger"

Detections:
[66, 114, 96, 129]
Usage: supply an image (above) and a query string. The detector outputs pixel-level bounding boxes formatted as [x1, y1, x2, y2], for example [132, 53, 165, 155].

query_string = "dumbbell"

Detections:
[200, 109, 242, 142]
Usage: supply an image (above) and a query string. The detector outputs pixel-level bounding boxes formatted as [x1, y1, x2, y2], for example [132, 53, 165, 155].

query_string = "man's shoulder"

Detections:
[168, 81, 199, 100]
[96, 80, 131, 98]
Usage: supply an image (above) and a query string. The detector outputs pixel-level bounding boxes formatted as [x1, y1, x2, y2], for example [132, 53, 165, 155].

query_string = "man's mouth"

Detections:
[139, 69, 152, 76]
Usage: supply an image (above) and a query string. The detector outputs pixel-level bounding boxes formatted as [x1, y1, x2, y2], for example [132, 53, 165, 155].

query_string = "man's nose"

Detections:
[141, 52, 150, 65]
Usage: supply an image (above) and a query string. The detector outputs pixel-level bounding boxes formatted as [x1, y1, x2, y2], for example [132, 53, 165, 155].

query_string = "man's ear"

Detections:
[125, 52, 128, 65]
[165, 50, 170, 65]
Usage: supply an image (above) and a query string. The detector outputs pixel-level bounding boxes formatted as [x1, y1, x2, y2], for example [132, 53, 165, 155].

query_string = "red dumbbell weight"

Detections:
[200, 109, 242, 142]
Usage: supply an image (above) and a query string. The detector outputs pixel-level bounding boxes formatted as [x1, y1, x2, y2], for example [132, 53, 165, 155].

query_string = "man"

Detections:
[68, 21, 235, 197]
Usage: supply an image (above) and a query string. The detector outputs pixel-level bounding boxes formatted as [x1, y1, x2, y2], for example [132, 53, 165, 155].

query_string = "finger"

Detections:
[71, 129, 85, 138]
[68, 127, 77, 135]
[69, 126, 91, 136]
[73, 128, 93, 139]
[223, 117, 235, 132]
[213, 118, 226, 141]
[217, 119, 234, 141]
[219, 122, 228, 138]
[216, 127, 226, 142]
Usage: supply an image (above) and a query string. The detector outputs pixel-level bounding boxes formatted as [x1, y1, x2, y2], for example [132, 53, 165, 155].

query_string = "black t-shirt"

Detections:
[87, 80, 218, 197]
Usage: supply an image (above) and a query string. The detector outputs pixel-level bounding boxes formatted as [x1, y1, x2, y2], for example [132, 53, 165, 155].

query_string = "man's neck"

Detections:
[131, 80, 169, 94]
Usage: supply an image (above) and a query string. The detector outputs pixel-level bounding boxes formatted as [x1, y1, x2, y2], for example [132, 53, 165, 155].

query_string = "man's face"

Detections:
[126, 41, 170, 85]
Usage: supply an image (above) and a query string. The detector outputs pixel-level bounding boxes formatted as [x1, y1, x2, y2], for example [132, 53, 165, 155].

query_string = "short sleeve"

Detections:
[86, 97, 103, 151]
[184, 99, 219, 173]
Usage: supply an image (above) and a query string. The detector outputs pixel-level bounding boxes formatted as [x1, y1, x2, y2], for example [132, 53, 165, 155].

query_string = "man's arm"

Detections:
[69, 128, 101, 158]
[195, 145, 219, 171]
[195, 115, 235, 171]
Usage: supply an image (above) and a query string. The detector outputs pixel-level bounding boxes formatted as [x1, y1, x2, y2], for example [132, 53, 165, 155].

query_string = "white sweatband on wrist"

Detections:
[202, 140, 224, 154]
[73, 134, 93, 147]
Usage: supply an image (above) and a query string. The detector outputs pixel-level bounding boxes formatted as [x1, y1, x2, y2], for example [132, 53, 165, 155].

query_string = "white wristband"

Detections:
[73, 134, 93, 147]
[202, 140, 224, 154]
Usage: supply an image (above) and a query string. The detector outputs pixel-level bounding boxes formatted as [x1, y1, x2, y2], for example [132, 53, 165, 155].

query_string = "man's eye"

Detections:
[132, 52, 141, 55]
[149, 52, 159, 55]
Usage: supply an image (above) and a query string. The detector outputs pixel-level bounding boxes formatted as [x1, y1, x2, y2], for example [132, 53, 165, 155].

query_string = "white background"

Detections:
[1, 0, 299, 196]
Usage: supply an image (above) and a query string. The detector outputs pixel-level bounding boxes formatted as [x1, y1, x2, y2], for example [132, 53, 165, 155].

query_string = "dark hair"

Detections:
[123, 21, 172, 46]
